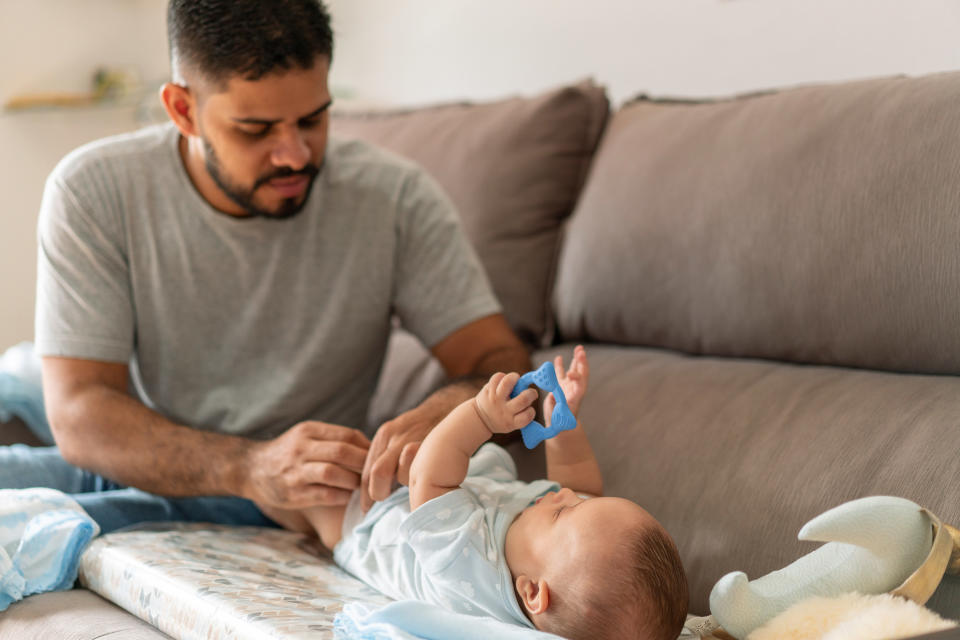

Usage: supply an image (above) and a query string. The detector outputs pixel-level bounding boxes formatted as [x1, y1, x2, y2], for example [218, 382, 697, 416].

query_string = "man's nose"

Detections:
[271, 128, 310, 170]
[554, 487, 574, 502]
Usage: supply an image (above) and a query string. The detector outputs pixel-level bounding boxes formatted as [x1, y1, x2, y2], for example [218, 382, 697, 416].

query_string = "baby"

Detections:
[263, 347, 688, 640]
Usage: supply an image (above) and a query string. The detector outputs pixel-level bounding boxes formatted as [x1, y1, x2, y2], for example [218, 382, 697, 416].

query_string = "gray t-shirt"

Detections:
[35, 123, 500, 438]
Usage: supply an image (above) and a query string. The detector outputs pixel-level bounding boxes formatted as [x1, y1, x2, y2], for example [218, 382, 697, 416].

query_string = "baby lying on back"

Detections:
[261, 347, 688, 640]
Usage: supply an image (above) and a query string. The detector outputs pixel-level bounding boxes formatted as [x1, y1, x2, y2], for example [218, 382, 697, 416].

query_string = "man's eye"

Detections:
[238, 127, 270, 139]
[553, 507, 563, 520]
[299, 118, 320, 129]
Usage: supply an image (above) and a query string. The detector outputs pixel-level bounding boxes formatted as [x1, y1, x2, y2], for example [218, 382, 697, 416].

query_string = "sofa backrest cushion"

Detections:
[332, 81, 609, 347]
[554, 73, 960, 374]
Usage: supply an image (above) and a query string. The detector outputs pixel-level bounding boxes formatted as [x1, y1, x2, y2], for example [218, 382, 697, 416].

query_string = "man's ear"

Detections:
[160, 82, 198, 137]
[515, 575, 550, 616]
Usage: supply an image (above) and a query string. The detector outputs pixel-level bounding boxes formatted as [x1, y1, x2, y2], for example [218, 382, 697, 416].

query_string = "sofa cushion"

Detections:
[333, 80, 609, 348]
[0, 589, 170, 639]
[535, 343, 960, 615]
[555, 73, 960, 374]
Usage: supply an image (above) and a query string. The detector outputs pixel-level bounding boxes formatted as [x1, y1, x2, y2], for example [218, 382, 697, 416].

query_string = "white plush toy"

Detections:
[709, 496, 939, 639]
[748, 592, 956, 640]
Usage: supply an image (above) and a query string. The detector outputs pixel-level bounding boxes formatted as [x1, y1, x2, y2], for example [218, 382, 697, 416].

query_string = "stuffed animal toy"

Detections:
[747, 592, 956, 640]
[707, 496, 960, 639]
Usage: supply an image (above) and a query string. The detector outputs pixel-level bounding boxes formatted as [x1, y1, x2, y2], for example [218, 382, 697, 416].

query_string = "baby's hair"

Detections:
[630, 524, 689, 639]
[544, 523, 688, 640]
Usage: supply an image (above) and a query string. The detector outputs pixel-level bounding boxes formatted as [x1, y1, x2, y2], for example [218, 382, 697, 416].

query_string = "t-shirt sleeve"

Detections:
[35, 171, 133, 363]
[391, 170, 502, 348]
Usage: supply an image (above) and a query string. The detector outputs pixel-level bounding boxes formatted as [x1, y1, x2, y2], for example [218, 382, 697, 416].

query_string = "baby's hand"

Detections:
[544, 345, 590, 420]
[474, 372, 538, 435]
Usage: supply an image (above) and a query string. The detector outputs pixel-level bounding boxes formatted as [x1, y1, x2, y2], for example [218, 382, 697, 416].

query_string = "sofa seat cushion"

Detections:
[78, 523, 391, 640]
[0, 589, 171, 639]
[332, 80, 608, 348]
[555, 72, 960, 374]
[534, 343, 960, 614]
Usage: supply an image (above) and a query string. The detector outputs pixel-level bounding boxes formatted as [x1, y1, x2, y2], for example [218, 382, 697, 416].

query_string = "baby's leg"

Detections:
[301, 505, 348, 549]
[256, 502, 347, 549]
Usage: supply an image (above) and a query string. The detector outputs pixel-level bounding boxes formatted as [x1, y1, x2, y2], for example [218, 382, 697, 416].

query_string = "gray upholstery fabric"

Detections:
[0, 590, 171, 639]
[555, 73, 960, 374]
[333, 80, 609, 347]
[537, 343, 960, 614]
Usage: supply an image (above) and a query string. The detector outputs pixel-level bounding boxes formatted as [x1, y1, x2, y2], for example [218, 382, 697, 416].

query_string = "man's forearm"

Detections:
[54, 384, 252, 497]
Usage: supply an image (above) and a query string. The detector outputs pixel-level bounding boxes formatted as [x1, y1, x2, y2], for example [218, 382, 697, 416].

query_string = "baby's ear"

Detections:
[515, 575, 550, 616]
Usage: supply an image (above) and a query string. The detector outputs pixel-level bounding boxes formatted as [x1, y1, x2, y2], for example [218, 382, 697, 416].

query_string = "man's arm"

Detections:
[43, 357, 370, 508]
[361, 313, 531, 508]
[408, 372, 537, 510]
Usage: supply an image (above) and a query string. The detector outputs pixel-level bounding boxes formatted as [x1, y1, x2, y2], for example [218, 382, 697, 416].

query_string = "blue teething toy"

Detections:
[509, 362, 578, 449]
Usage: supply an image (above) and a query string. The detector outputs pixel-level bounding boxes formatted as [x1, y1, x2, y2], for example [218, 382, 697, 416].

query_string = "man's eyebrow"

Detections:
[232, 100, 333, 125]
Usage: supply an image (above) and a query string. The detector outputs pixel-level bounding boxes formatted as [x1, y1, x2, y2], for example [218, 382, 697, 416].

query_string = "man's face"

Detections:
[192, 59, 332, 219]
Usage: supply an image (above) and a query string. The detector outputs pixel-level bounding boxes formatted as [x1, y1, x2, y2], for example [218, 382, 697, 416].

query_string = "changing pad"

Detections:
[77, 523, 392, 639]
[78, 522, 709, 640]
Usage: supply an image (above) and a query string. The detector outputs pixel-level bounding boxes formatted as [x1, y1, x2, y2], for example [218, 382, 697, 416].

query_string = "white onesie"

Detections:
[334, 443, 558, 627]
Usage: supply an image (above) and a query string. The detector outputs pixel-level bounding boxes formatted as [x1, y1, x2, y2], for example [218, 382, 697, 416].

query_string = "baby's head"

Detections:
[505, 488, 688, 640]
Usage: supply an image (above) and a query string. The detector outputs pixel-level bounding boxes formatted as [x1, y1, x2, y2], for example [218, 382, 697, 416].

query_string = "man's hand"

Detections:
[543, 345, 590, 422]
[361, 312, 532, 510]
[243, 421, 370, 510]
[474, 372, 538, 435]
[360, 406, 439, 511]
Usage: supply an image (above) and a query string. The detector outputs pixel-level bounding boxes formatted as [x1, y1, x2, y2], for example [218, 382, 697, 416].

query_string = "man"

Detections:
[2, 0, 529, 533]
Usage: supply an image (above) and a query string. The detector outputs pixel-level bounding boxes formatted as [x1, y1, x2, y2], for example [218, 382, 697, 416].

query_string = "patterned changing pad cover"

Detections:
[78, 522, 392, 640]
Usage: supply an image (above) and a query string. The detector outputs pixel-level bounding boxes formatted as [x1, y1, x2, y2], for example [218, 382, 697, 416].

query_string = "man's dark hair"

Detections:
[167, 0, 333, 85]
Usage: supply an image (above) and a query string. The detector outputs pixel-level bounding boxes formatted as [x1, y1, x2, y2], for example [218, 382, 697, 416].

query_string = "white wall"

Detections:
[326, 0, 960, 106]
[2, 0, 960, 348]
[0, 0, 169, 348]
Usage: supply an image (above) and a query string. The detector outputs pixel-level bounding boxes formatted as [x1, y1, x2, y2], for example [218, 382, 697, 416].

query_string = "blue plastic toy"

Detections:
[509, 362, 578, 449]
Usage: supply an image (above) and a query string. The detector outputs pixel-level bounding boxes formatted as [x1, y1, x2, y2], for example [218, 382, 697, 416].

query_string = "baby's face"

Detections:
[504, 487, 655, 582]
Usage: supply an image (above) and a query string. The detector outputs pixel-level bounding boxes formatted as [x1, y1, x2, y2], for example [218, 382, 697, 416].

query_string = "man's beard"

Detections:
[203, 138, 320, 220]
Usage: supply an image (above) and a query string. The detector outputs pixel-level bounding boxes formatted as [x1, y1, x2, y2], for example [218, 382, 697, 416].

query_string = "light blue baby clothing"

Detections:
[334, 443, 559, 628]
[0, 488, 99, 611]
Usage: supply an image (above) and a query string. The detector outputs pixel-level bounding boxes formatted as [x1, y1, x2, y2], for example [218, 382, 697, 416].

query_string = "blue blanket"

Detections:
[334, 601, 564, 640]
[0, 488, 99, 611]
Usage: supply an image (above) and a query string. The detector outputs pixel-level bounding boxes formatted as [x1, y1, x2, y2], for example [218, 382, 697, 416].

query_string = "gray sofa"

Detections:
[3, 71, 960, 638]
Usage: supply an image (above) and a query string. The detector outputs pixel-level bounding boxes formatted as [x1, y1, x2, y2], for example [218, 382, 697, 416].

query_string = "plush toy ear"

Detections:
[515, 575, 550, 616]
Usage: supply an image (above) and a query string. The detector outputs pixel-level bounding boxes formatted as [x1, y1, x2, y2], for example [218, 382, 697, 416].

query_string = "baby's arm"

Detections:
[543, 346, 603, 496]
[408, 372, 538, 510]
